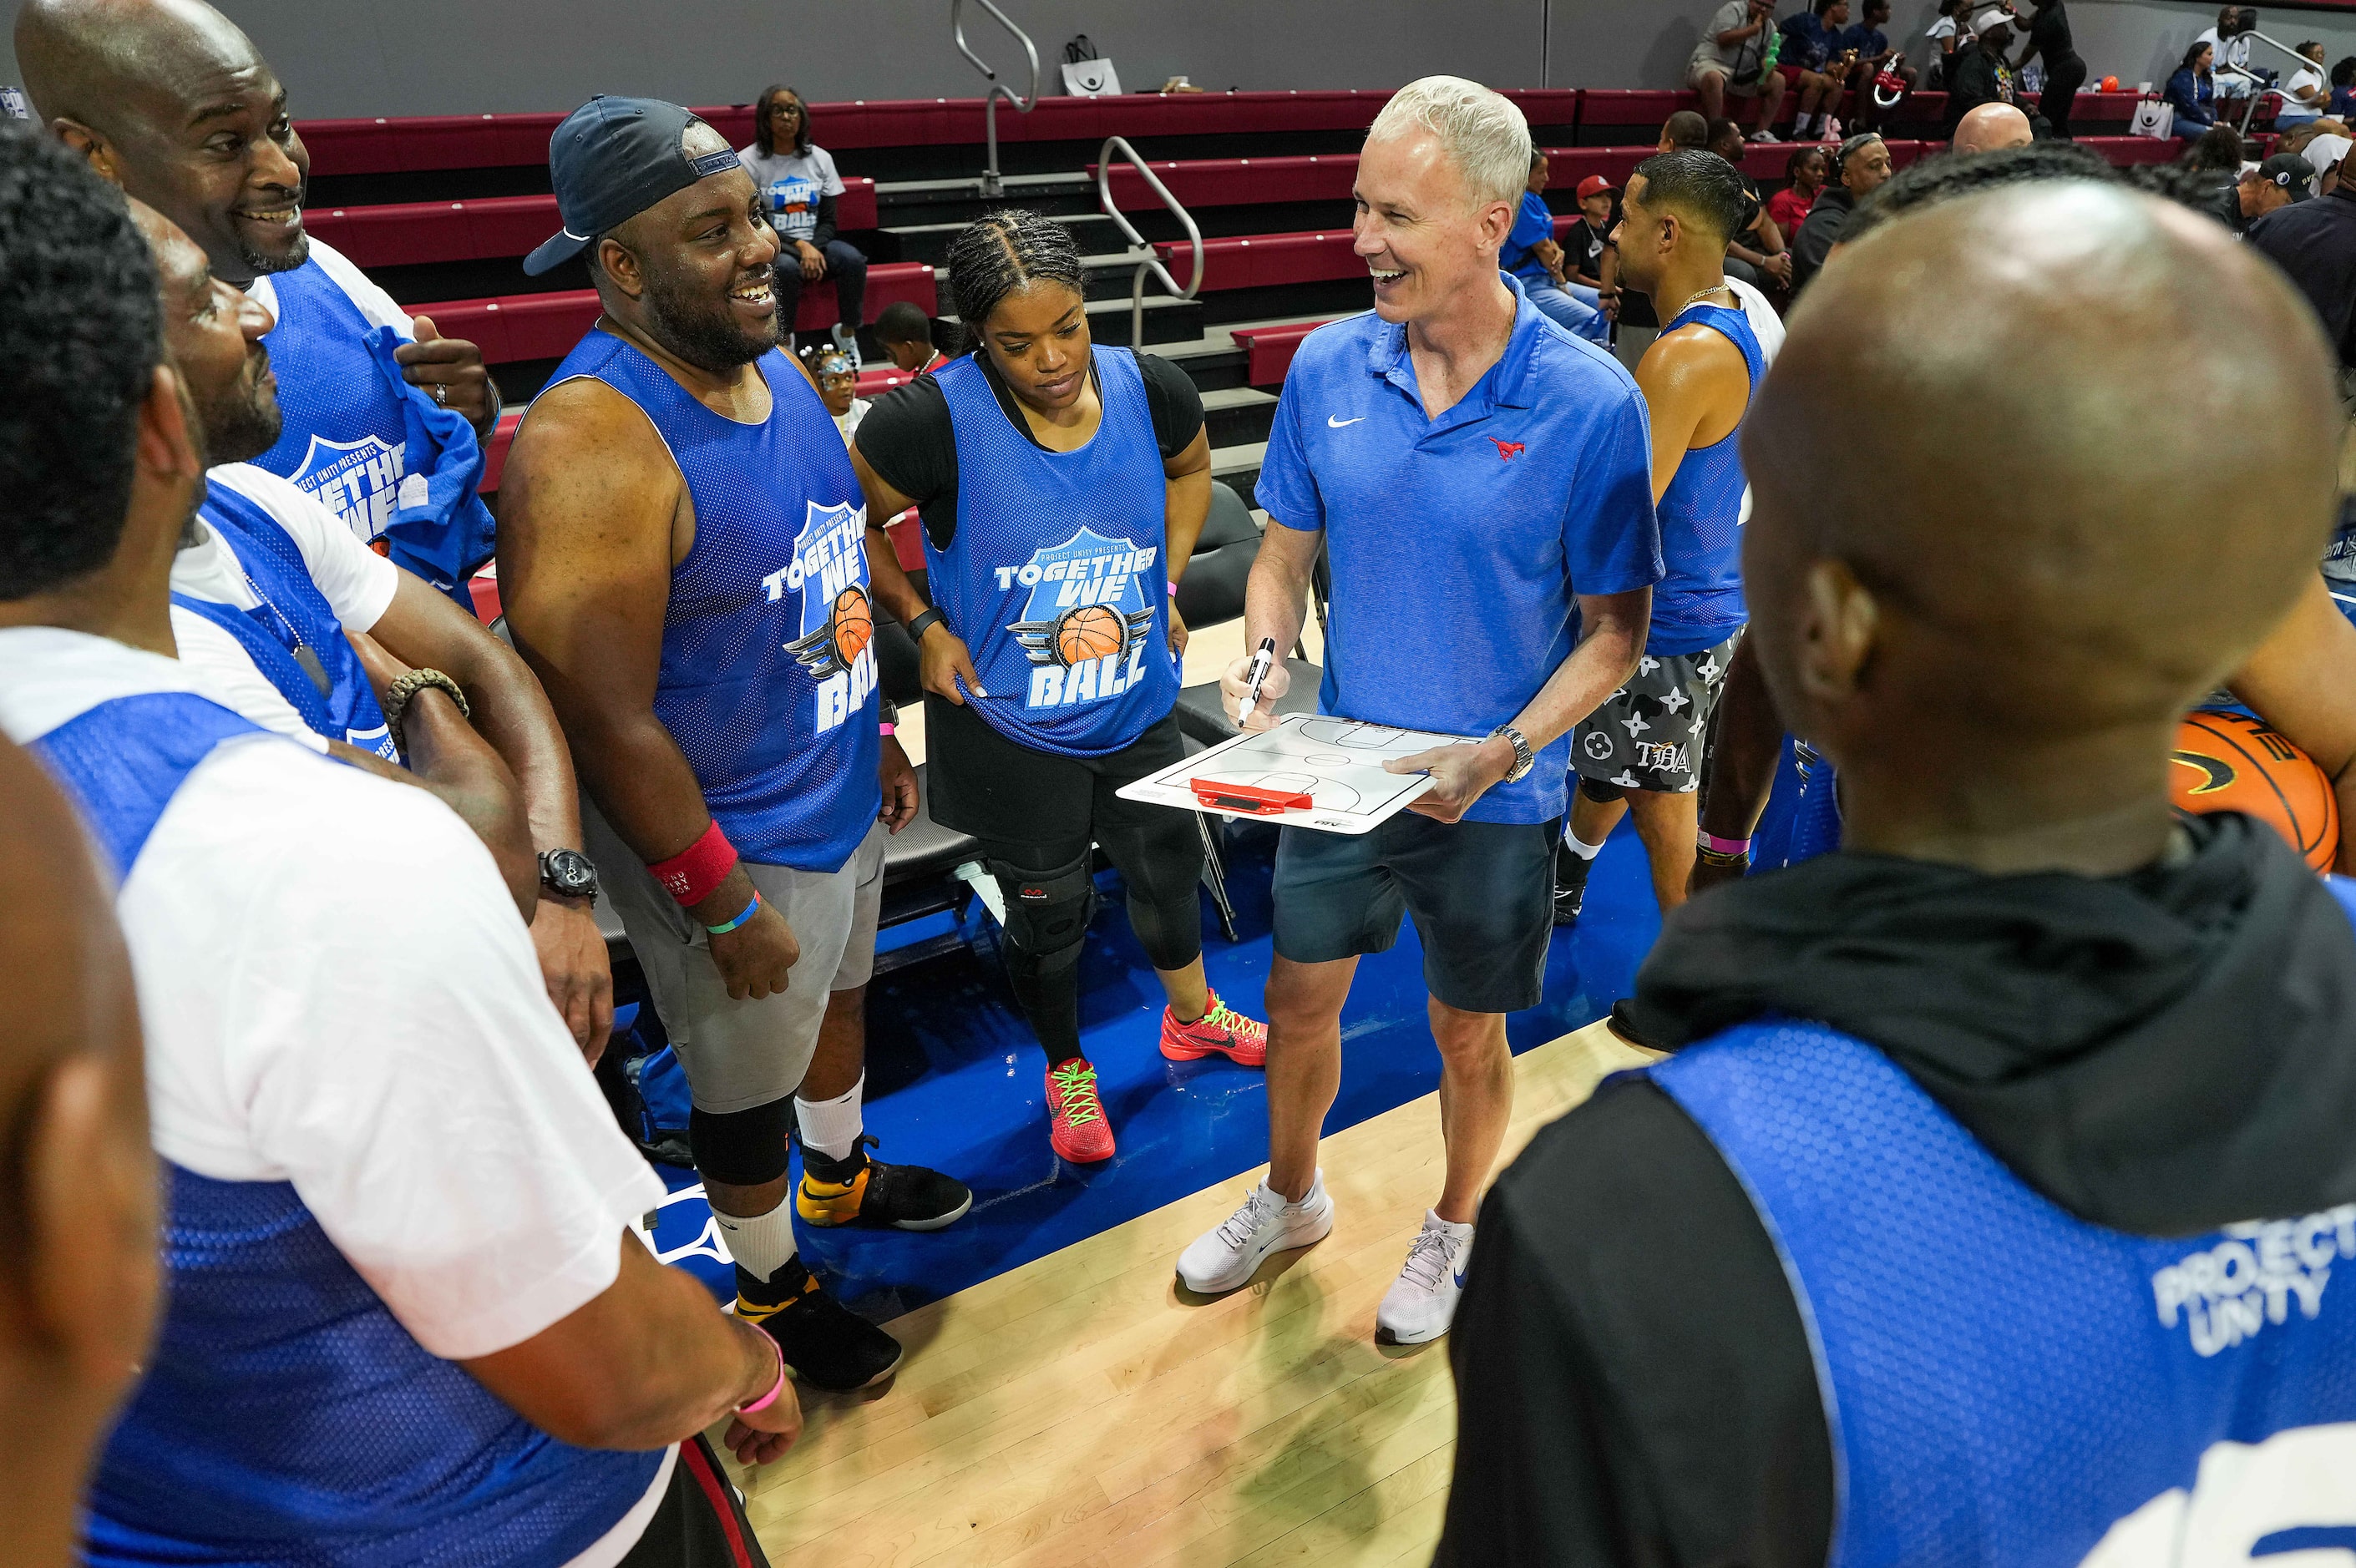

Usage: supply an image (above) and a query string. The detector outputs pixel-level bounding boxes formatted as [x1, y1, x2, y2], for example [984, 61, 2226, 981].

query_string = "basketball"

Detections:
[1054, 604, 1126, 665]
[2171, 711, 2338, 871]
[830, 586, 873, 668]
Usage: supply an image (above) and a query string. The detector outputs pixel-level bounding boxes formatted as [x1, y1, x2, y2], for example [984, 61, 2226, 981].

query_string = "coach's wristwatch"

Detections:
[1488, 724, 1534, 784]
[539, 847, 601, 901]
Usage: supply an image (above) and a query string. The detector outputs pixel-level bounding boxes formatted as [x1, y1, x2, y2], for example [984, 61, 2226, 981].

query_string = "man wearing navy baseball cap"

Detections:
[501, 98, 969, 1397]
[2210, 150, 2312, 235]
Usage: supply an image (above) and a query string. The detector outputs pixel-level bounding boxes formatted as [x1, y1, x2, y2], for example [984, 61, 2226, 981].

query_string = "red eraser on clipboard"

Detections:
[1189, 778, 1313, 814]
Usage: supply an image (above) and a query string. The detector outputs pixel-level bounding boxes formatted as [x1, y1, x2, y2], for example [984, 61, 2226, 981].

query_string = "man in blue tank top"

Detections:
[1557, 150, 1764, 928]
[500, 98, 971, 1395]
[1441, 182, 2356, 1564]
[0, 129, 796, 1568]
[18, 0, 500, 604]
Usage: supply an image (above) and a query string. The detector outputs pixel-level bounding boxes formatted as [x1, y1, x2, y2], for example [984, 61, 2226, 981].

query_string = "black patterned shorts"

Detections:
[1570, 634, 1738, 794]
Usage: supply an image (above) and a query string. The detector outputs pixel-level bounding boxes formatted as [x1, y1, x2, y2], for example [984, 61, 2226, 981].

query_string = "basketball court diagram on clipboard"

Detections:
[1117, 713, 1484, 832]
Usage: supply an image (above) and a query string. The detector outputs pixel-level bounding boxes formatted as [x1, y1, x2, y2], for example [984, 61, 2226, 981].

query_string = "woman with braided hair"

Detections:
[852, 210, 1268, 1164]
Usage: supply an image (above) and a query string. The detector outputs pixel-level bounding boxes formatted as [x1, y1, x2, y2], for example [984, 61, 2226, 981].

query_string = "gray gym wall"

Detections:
[4, 0, 2353, 119]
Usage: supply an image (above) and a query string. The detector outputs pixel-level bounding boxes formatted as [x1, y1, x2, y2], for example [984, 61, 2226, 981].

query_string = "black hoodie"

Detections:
[1435, 814, 2356, 1567]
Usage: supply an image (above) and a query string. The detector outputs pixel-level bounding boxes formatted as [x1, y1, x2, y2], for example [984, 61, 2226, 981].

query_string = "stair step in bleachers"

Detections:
[1201, 386, 1280, 450]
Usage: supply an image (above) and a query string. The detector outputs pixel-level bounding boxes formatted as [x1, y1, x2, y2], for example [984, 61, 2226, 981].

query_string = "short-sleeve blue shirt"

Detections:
[1781, 10, 1838, 70]
[1254, 274, 1663, 826]
[1501, 192, 1556, 287]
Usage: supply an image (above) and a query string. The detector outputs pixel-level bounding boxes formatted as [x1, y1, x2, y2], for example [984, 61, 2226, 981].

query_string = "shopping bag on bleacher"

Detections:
[2131, 99, 2176, 139]
[1061, 35, 1122, 96]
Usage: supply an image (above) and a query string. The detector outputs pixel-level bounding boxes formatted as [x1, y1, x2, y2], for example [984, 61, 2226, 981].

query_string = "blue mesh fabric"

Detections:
[86, 1166, 660, 1566]
[1646, 302, 1761, 658]
[30, 693, 261, 878]
[921, 347, 1179, 757]
[546, 331, 879, 873]
[1780, 740, 1844, 867]
[1653, 1014, 2356, 1567]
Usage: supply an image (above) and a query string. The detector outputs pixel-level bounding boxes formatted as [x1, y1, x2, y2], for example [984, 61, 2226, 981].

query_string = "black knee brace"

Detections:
[991, 849, 1097, 976]
[1578, 776, 1627, 806]
[688, 1098, 794, 1187]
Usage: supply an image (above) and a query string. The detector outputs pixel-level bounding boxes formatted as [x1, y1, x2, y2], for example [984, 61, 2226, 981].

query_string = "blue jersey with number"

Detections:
[1649, 301, 1761, 657]
[1650, 963, 2356, 1566]
[922, 347, 1179, 756]
[545, 331, 879, 873]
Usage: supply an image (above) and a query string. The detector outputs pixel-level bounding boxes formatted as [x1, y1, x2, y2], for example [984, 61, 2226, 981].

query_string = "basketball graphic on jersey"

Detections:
[831, 586, 874, 670]
[1002, 526, 1160, 711]
[776, 499, 878, 737]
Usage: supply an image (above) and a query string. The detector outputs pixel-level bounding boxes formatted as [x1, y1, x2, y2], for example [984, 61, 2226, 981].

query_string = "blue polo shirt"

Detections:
[1255, 275, 1663, 826]
[1501, 192, 1556, 288]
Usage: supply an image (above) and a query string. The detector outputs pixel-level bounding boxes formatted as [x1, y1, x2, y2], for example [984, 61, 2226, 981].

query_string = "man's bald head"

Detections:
[1744, 185, 2338, 818]
[1953, 102, 2034, 154]
[16, 0, 310, 282]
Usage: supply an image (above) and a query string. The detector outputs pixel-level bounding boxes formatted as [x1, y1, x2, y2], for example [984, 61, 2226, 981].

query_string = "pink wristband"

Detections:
[737, 1334, 787, 1414]
[879, 721, 897, 736]
[1698, 830, 1752, 857]
[1168, 579, 1178, 597]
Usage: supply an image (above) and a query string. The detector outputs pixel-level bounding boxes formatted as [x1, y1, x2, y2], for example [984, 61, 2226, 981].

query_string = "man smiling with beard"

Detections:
[499, 98, 968, 1394]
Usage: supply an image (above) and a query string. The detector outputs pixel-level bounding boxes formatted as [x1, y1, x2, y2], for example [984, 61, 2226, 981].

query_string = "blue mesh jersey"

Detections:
[173, 482, 398, 759]
[923, 346, 1180, 756]
[2323, 512, 2356, 627]
[33, 694, 661, 1568]
[545, 331, 879, 873]
[1650, 966, 2356, 1568]
[246, 253, 496, 603]
[1648, 301, 1763, 657]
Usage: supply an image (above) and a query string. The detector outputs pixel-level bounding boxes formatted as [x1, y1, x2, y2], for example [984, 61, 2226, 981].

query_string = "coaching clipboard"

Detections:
[1116, 713, 1482, 833]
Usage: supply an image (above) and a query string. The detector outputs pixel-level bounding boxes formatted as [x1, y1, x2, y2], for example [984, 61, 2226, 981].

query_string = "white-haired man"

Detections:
[1173, 76, 1660, 1343]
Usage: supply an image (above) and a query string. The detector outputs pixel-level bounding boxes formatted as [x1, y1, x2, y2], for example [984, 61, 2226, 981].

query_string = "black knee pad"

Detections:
[689, 1099, 793, 1187]
[1578, 776, 1627, 806]
[991, 850, 1096, 977]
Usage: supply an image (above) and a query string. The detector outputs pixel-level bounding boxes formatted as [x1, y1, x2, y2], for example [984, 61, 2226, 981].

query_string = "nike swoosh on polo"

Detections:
[1328, 415, 1365, 427]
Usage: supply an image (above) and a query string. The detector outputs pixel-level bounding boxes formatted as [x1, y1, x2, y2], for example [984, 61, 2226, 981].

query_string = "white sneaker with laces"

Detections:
[1376, 1211, 1475, 1345]
[1176, 1171, 1334, 1294]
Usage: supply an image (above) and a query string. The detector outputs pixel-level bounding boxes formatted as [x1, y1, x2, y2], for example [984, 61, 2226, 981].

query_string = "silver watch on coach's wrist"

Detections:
[1488, 724, 1534, 783]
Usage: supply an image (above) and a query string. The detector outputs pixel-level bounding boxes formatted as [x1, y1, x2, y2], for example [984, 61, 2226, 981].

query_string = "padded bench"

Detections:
[1229, 321, 1333, 387]
[1152, 230, 1363, 292]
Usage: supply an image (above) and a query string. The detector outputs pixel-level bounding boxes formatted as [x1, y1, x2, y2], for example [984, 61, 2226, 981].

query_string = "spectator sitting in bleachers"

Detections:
[2303, 131, 2352, 197]
[1943, 12, 2034, 139]
[1792, 132, 1892, 289]
[1503, 149, 1609, 341]
[2195, 6, 2267, 106]
[2166, 42, 2221, 139]
[1688, 0, 1790, 145]
[2182, 124, 2247, 202]
[1768, 145, 1827, 235]
[2329, 57, 2356, 119]
[874, 300, 947, 376]
[2278, 41, 2331, 128]
[1564, 175, 1617, 292]
[739, 83, 868, 362]
[1842, 0, 1914, 134]
[1706, 118, 1794, 288]
[1781, 0, 1862, 142]
[2207, 151, 2312, 233]
[1924, 0, 1976, 89]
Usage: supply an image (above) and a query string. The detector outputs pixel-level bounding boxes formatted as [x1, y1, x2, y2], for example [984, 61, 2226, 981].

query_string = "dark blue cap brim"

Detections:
[523, 227, 593, 276]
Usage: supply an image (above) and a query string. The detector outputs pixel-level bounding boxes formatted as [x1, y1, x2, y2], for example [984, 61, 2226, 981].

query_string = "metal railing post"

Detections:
[1095, 136, 1204, 349]
[950, 0, 1038, 198]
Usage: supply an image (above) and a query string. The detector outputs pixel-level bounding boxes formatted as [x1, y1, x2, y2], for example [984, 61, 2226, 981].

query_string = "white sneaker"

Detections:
[1376, 1211, 1475, 1346]
[830, 327, 864, 370]
[1747, 128, 1783, 143]
[1176, 1171, 1335, 1294]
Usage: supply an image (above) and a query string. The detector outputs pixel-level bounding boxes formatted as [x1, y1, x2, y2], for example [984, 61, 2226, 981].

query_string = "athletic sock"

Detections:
[1794, 111, 1816, 134]
[712, 1201, 797, 1287]
[795, 1074, 864, 1165]
[1561, 829, 1606, 859]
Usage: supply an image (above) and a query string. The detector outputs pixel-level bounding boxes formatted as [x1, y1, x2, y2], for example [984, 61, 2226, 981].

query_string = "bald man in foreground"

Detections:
[1439, 184, 2356, 1563]
[1953, 99, 2034, 152]
[0, 736, 158, 1568]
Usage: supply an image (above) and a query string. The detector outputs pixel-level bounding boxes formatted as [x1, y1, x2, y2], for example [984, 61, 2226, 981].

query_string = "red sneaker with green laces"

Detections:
[1046, 1057, 1116, 1163]
[1159, 989, 1269, 1067]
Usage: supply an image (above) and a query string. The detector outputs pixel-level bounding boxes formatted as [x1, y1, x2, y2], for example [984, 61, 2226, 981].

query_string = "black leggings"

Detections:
[2041, 53, 2088, 139]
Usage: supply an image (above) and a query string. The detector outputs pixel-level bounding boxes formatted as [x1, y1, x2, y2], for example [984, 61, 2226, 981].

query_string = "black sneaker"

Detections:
[796, 1135, 973, 1232]
[1553, 842, 1594, 928]
[736, 1257, 904, 1392]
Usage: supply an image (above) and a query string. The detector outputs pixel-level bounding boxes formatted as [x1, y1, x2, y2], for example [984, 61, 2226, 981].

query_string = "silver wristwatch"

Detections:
[1488, 724, 1534, 783]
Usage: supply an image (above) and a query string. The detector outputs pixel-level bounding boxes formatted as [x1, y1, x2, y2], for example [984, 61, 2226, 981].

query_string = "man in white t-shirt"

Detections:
[18, 0, 502, 599]
[0, 131, 796, 1568]
[129, 198, 618, 1060]
[2196, 5, 2265, 100]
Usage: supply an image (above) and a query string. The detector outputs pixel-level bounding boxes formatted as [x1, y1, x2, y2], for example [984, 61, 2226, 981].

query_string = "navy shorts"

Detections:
[1271, 812, 1558, 1014]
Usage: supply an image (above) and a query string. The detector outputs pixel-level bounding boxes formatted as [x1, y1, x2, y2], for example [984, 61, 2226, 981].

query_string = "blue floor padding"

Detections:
[641, 818, 1664, 1319]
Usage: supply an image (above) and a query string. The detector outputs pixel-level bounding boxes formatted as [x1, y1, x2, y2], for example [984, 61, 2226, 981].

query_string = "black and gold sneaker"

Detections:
[795, 1135, 973, 1232]
[736, 1257, 904, 1392]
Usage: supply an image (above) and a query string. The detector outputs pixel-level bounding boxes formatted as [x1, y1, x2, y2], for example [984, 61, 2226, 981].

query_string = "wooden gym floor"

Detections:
[722, 1019, 1654, 1568]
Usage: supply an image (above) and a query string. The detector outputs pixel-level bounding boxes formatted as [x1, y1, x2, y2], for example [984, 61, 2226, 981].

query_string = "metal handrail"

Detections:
[2212, 28, 2323, 136]
[950, 0, 1038, 198]
[1095, 136, 1204, 350]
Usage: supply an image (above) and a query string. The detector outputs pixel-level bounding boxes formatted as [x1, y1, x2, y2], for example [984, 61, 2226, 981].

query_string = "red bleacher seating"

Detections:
[1152, 230, 1362, 292]
[854, 367, 923, 398]
[303, 182, 879, 271]
[2075, 135, 2180, 165]
[1092, 154, 1357, 210]
[479, 406, 524, 496]
[1229, 321, 1332, 387]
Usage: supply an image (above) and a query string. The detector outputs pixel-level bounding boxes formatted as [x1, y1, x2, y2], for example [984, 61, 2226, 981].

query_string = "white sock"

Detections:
[1794, 111, 1816, 134]
[711, 1201, 797, 1283]
[796, 1073, 865, 1165]
[1562, 828, 1606, 859]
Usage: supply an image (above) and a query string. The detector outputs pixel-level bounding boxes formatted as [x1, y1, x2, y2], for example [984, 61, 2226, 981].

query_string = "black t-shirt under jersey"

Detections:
[854, 349, 1205, 552]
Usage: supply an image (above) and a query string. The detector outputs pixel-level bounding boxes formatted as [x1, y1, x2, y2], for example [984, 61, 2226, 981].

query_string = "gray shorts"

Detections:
[1572, 635, 1738, 794]
[588, 804, 886, 1114]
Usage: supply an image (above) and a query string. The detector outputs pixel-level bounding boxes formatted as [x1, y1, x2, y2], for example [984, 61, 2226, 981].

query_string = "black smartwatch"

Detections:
[539, 847, 601, 900]
[906, 608, 947, 645]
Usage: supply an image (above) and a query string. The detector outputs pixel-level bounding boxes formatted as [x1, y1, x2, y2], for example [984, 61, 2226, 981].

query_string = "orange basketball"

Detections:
[830, 586, 874, 668]
[2171, 711, 2338, 872]
[1054, 604, 1126, 665]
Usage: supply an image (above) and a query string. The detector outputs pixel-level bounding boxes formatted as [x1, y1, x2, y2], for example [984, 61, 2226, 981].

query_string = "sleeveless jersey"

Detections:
[174, 482, 398, 759]
[545, 331, 879, 872]
[33, 693, 661, 1568]
[1648, 301, 1763, 656]
[1649, 953, 2356, 1566]
[923, 348, 1180, 756]
[248, 245, 495, 604]
[2323, 512, 2356, 628]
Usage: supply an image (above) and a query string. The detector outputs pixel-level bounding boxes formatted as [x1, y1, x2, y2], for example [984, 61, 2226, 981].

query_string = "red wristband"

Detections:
[649, 820, 737, 908]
